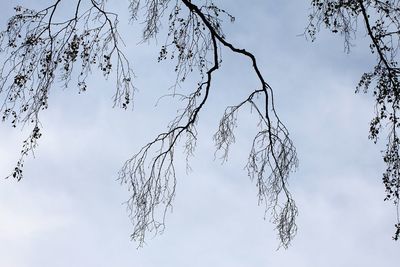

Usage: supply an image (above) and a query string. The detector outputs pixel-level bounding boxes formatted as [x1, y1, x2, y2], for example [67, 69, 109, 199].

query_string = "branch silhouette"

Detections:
[0, 0, 298, 248]
[308, 0, 400, 240]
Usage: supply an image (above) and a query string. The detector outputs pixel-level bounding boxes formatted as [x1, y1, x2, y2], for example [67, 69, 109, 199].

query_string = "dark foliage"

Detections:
[307, 0, 400, 240]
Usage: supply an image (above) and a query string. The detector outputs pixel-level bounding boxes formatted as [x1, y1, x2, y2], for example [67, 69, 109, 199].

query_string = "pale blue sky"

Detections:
[0, 1, 398, 266]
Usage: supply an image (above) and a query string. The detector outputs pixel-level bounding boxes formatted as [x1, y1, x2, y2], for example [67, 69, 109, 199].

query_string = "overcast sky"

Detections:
[0, 0, 398, 266]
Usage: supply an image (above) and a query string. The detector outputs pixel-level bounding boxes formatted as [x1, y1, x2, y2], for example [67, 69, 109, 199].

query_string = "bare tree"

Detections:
[0, 1, 298, 248]
[307, 0, 400, 240]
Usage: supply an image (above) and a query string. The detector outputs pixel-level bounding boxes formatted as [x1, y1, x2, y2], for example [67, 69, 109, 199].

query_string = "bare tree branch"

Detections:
[118, 0, 298, 248]
[1, 0, 298, 248]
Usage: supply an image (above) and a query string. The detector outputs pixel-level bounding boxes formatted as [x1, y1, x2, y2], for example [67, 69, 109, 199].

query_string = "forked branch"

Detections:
[119, 0, 298, 248]
[0, 0, 298, 248]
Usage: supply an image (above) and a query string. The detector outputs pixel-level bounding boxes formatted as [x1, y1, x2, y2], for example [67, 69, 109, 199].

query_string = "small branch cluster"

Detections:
[0, 1, 134, 180]
[214, 89, 298, 248]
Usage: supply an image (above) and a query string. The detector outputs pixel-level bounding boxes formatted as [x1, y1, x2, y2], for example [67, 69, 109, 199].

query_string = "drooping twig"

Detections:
[119, 0, 298, 248]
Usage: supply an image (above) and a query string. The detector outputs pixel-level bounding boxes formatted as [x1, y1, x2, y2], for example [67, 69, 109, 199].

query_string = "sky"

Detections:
[0, 0, 398, 266]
